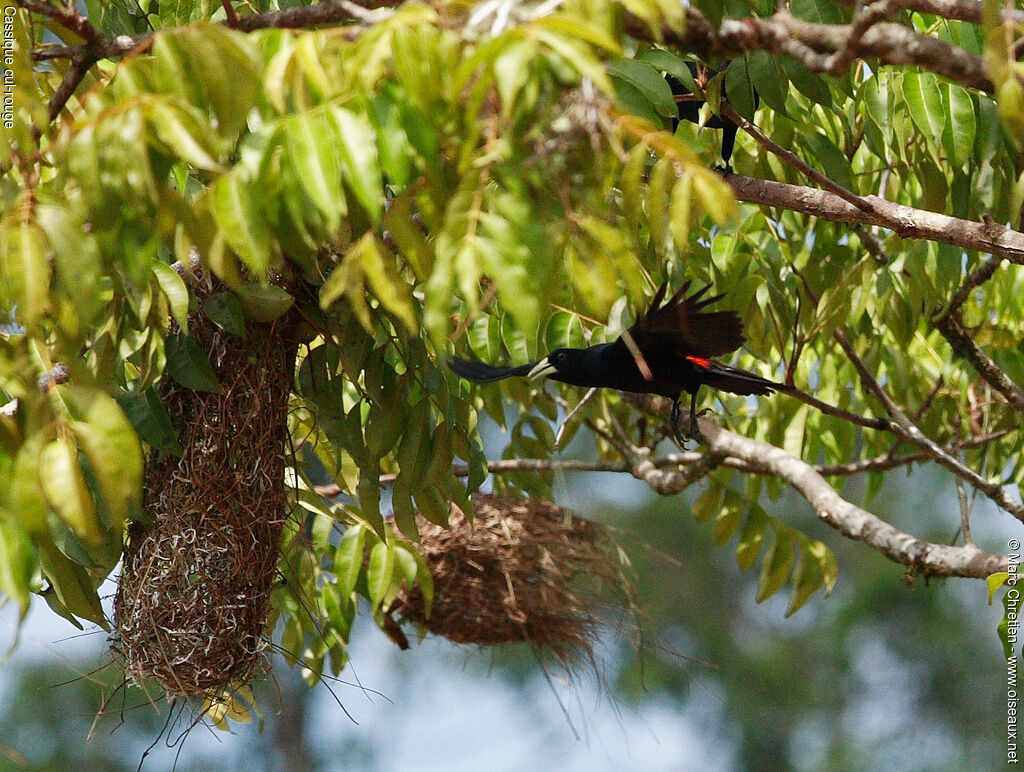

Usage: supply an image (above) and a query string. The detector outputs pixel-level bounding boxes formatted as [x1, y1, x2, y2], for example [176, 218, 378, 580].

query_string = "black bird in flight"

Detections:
[448, 282, 792, 441]
[667, 62, 759, 171]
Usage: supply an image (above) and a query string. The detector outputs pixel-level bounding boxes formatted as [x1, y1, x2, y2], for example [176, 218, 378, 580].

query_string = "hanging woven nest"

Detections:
[391, 494, 636, 664]
[112, 270, 297, 698]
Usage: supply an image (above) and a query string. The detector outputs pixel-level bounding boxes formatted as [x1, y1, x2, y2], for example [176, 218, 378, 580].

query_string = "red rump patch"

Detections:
[685, 355, 711, 368]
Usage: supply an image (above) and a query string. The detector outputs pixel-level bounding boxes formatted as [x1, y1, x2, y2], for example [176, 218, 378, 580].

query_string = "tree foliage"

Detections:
[0, 0, 1022, 706]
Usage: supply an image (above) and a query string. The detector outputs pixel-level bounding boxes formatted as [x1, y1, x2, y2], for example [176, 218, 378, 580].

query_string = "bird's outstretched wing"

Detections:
[632, 281, 746, 358]
[447, 356, 535, 383]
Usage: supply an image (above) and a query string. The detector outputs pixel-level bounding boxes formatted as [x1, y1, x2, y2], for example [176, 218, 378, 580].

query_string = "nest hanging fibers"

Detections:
[112, 273, 296, 698]
[391, 494, 635, 664]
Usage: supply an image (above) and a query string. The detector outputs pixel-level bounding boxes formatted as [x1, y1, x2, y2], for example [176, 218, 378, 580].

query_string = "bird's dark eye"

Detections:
[553, 351, 567, 363]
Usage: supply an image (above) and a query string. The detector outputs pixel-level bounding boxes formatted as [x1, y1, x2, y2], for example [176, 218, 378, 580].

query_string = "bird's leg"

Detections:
[669, 391, 710, 449]
[669, 395, 703, 449]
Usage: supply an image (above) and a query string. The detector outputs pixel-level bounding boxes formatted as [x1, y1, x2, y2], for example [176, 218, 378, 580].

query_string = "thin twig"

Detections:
[721, 103, 880, 216]
[934, 314, 1024, 412]
[933, 255, 1005, 323]
[834, 328, 1024, 521]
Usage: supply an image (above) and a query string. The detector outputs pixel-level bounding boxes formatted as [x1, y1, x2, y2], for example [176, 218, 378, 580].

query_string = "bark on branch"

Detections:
[725, 174, 1024, 264]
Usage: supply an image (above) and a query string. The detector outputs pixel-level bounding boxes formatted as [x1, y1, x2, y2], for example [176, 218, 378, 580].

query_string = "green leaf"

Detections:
[756, 528, 795, 603]
[606, 57, 677, 118]
[801, 131, 853, 190]
[712, 501, 742, 546]
[786, 540, 826, 616]
[0, 519, 37, 620]
[285, 111, 345, 230]
[146, 100, 224, 171]
[535, 29, 613, 95]
[409, 547, 434, 617]
[492, 38, 537, 117]
[944, 85, 976, 168]
[365, 398, 406, 461]
[153, 26, 259, 138]
[987, 571, 1010, 604]
[996, 78, 1024, 144]
[151, 260, 190, 333]
[0, 219, 50, 329]
[39, 434, 103, 545]
[544, 311, 586, 351]
[745, 51, 788, 117]
[37, 540, 108, 629]
[117, 388, 180, 454]
[330, 107, 384, 224]
[360, 235, 418, 333]
[370, 89, 414, 187]
[367, 540, 394, 608]
[862, 76, 891, 147]
[724, 57, 758, 120]
[781, 57, 832, 106]
[210, 172, 271, 276]
[637, 49, 696, 85]
[391, 479, 419, 541]
[164, 333, 224, 394]
[392, 542, 418, 584]
[782, 403, 808, 456]
[736, 507, 768, 571]
[691, 484, 721, 523]
[204, 292, 247, 338]
[466, 315, 503, 363]
[903, 71, 947, 143]
[235, 282, 294, 322]
[320, 236, 373, 329]
[415, 484, 450, 527]
[8, 436, 50, 536]
[335, 524, 366, 598]
[66, 387, 143, 531]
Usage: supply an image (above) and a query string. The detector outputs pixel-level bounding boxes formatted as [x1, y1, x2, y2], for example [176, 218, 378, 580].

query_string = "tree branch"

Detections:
[614, 395, 1008, 578]
[724, 174, 1024, 264]
[836, 0, 1024, 27]
[646, 7, 994, 93]
[934, 314, 1024, 413]
[824, 0, 906, 76]
[699, 419, 1007, 578]
[834, 329, 1024, 521]
[933, 255, 1005, 323]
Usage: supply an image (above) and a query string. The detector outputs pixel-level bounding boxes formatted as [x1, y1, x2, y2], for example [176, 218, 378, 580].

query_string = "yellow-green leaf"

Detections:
[756, 528, 795, 603]
[359, 235, 418, 332]
[367, 540, 394, 608]
[0, 218, 50, 328]
[66, 387, 143, 531]
[39, 435, 103, 545]
[151, 260, 190, 333]
[210, 173, 271, 276]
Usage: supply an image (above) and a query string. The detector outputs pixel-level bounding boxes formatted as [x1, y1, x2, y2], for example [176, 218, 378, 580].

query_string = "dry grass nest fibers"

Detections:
[112, 275, 296, 698]
[391, 494, 637, 664]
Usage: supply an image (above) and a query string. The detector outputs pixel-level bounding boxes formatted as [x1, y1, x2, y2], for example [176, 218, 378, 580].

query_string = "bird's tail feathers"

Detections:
[447, 356, 535, 383]
[701, 361, 793, 396]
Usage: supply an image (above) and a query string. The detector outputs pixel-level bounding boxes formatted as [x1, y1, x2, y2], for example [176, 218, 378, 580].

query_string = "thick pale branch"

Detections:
[836, 0, 1024, 26]
[647, 8, 994, 93]
[700, 420, 1007, 578]
[447, 404, 1010, 578]
[725, 174, 1024, 264]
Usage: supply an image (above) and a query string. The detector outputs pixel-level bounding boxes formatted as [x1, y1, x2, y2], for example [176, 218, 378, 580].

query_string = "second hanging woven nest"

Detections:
[391, 494, 636, 664]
